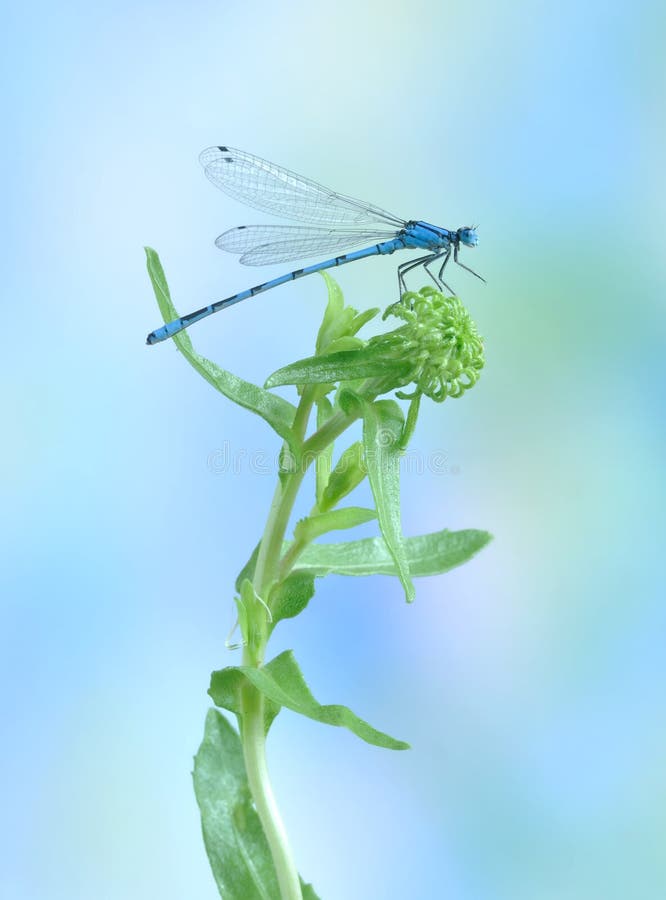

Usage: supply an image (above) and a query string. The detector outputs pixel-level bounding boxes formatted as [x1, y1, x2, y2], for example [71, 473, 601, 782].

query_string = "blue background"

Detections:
[3, 1, 665, 897]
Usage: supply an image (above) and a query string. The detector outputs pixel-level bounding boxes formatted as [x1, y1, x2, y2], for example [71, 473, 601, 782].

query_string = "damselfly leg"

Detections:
[427, 248, 455, 295]
[398, 252, 446, 296]
[453, 245, 487, 284]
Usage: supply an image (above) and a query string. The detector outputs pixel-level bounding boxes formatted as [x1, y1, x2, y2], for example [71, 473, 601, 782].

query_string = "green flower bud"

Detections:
[368, 287, 485, 402]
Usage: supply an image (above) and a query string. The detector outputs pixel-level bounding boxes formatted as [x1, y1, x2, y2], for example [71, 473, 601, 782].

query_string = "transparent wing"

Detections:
[215, 224, 397, 265]
[199, 146, 406, 229]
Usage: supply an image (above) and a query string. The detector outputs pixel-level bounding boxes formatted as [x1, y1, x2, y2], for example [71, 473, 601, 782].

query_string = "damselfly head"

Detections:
[457, 227, 478, 248]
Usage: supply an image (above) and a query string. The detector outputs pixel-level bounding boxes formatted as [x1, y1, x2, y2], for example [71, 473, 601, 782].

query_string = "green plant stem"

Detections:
[237, 388, 365, 900]
[302, 405, 363, 459]
[239, 388, 317, 900]
[239, 479, 303, 900]
[239, 387, 366, 900]
[278, 533, 309, 581]
[254, 397, 362, 599]
[239, 679, 302, 900]
[252, 388, 316, 599]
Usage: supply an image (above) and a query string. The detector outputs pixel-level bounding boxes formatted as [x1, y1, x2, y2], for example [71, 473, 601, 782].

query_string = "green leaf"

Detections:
[193, 710, 320, 900]
[348, 306, 380, 336]
[322, 336, 365, 354]
[211, 651, 409, 750]
[209, 668, 282, 737]
[265, 346, 412, 389]
[235, 541, 261, 594]
[192, 710, 277, 899]
[288, 527, 492, 578]
[239, 578, 271, 655]
[399, 392, 421, 450]
[145, 248, 297, 450]
[294, 507, 376, 544]
[300, 879, 321, 900]
[314, 272, 379, 354]
[319, 440, 367, 512]
[336, 386, 364, 417]
[362, 399, 415, 602]
[269, 571, 316, 627]
[315, 272, 345, 353]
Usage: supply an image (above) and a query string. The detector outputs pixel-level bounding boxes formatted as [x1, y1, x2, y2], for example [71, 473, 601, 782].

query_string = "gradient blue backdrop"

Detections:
[2, 1, 665, 897]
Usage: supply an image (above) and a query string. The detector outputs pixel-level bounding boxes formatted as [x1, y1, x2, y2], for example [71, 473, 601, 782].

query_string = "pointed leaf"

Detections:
[315, 272, 345, 353]
[265, 346, 412, 388]
[193, 710, 281, 899]
[319, 440, 367, 512]
[322, 336, 366, 354]
[208, 668, 281, 736]
[288, 528, 492, 578]
[145, 248, 297, 450]
[314, 272, 379, 352]
[399, 393, 421, 450]
[194, 710, 319, 900]
[300, 880, 321, 900]
[235, 541, 261, 593]
[362, 399, 414, 601]
[212, 651, 409, 750]
[294, 507, 376, 544]
[348, 306, 380, 336]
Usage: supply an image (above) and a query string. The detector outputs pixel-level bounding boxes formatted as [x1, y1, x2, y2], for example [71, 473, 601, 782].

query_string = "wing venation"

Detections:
[200, 146, 406, 229]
